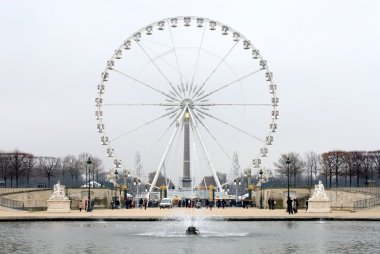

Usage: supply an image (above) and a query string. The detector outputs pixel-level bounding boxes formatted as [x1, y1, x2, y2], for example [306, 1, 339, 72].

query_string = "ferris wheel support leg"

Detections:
[188, 110, 222, 192]
[148, 110, 184, 193]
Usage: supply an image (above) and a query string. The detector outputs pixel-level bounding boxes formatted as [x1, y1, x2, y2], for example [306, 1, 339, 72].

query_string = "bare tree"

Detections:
[321, 151, 346, 187]
[350, 151, 363, 187]
[63, 155, 78, 187]
[78, 152, 91, 184]
[304, 151, 321, 186]
[361, 152, 375, 184]
[38, 157, 60, 187]
[24, 154, 36, 187]
[274, 152, 304, 187]
[369, 150, 380, 177]
[91, 156, 104, 187]
[9, 150, 30, 187]
[0, 152, 12, 187]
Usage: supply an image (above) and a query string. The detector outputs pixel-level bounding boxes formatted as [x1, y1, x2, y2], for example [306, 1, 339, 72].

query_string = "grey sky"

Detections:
[1, 0, 379, 182]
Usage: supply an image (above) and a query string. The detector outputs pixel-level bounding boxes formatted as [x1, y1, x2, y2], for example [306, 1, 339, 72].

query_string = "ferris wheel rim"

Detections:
[95, 16, 279, 190]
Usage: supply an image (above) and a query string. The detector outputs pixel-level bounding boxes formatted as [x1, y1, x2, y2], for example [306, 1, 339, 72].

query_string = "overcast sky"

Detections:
[1, 0, 379, 181]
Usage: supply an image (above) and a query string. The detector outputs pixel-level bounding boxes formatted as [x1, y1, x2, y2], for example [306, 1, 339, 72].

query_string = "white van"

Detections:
[159, 198, 173, 209]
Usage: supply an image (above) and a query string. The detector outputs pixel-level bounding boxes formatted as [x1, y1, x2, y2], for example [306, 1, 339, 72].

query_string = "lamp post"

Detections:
[114, 169, 118, 204]
[122, 170, 128, 207]
[286, 157, 291, 200]
[244, 168, 252, 202]
[259, 169, 263, 209]
[86, 158, 92, 212]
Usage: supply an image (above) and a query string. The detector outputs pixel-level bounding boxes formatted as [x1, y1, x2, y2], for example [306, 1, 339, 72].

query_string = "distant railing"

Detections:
[353, 196, 380, 211]
[0, 188, 50, 196]
[0, 197, 24, 210]
[333, 187, 380, 196]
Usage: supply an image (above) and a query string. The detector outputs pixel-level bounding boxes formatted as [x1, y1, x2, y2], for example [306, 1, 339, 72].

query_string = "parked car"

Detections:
[159, 198, 173, 209]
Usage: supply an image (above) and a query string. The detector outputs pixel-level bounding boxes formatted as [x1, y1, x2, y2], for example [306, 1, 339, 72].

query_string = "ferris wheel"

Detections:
[95, 16, 279, 192]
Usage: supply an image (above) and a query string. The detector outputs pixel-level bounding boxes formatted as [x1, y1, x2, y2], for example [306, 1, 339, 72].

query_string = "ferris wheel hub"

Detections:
[180, 98, 195, 110]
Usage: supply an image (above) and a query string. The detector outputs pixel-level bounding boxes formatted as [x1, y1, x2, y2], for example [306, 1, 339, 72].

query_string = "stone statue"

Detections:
[49, 180, 69, 200]
[310, 181, 328, 200]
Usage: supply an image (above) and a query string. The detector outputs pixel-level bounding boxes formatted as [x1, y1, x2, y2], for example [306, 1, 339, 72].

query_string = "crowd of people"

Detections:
[77, 199, 95, 212]
[78, 197, 303, 213]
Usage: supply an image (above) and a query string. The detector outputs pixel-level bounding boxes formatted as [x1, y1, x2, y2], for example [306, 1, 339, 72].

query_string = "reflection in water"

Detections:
[0, 221, 379, 254]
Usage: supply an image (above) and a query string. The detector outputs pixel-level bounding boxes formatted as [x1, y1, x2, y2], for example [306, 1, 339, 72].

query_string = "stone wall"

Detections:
[2, 188, 114, 210]
[254, 188, 374, 211]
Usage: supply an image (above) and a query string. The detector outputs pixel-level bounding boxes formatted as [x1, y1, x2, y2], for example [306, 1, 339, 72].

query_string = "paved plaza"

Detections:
[1, 206, 380, 221]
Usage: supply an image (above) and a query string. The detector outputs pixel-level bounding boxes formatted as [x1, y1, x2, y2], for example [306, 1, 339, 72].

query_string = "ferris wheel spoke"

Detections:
[193, 41, 239, 98]
[194, 108, 266, 143]
[110, 108, 180, 143]
[135, 41, 183, 99]
[167, 21, 183, 85]
[149, 110, 186, 192]
[103, 103, 180, 107]
[190, 25, 206, 89]
[132, 116, 182, 176]
[140, 42, 189, 86]
[194, 68, 262, 102]
[112, 68, 180, 102]
[191, 110, 232, 161]
[194, 103, 270, 107]
[188, 110, 222, 191]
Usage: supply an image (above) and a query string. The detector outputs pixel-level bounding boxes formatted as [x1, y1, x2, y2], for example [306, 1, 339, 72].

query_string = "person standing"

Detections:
[293, 198, 298, 214]
[143, 198, 147, 210]
[84, 199, 88, 211]
[287, 197, 293, 214]
[139, 198, 143, 209]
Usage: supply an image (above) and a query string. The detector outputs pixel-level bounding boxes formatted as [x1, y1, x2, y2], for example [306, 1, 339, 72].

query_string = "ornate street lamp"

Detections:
[122, 170, 129, 207]
[286, 157, 291, 200]
[114, 169, 119, 204]
[259, 169, 264, 209]
[86, 158, 92, 212]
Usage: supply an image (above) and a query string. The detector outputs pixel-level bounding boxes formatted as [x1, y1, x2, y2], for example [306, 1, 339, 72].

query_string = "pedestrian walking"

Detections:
[139, 198, 143, 209]
[78, 200, 83, 212]
[84, 199, 88, 211]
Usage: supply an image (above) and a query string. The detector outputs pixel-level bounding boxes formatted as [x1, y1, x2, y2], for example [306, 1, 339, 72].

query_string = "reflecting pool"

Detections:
[0, 220, 379, 254]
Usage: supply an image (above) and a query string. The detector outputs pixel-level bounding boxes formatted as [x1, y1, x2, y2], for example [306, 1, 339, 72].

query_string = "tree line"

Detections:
[0, 150, 105, 188]
[273, 150, 380, 188]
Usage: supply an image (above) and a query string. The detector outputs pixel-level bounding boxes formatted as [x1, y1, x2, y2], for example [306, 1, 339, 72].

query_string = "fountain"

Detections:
[186, 226, 199, 235]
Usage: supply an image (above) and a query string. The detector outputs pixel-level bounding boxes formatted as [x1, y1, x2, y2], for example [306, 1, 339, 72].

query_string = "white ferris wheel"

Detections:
[95, 17, 279, 193]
